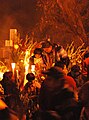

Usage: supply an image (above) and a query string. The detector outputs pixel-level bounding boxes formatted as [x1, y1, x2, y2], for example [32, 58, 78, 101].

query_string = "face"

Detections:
[43, 46, 52, 53]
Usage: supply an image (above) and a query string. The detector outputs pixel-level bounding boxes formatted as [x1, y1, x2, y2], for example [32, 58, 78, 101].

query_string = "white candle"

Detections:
[11, 63, 15, 76]
[16, 70, 19, 79]
[31, 65, 35, 74]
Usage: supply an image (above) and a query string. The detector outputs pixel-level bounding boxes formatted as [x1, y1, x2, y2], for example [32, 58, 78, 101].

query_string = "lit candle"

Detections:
[31, 65, 35, 74]
[24, 64, 29, 85]
[11, 63, 15, 76]
[16, 70, 19, 79]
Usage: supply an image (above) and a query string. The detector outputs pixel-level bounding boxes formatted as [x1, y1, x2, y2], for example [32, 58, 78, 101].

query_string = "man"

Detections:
[42, 41, 54, 69]
[42, 40, 69, 69]
[39, 66, 81, 120]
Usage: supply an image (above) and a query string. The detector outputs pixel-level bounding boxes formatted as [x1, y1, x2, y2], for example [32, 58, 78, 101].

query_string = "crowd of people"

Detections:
[0, 40, 89, 120]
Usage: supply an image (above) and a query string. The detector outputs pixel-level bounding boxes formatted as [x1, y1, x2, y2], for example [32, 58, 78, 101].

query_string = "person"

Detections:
[82, 52, 89, 82]
[54, 61, 77, 91]
[0, 71, 25, 120]
[0, 71, 19, 108]
[55, 44, 69, 68]
[29, 48, 46, 79]
[67, 65, 84, 88]
[42, 41, 55, 69]
[78, 81, 89, 120]
[42, 41, 69, 69]
[54, 60, 65, 70]
[20, 73, 40, 120]
[39, 66, 81, 120]
[21, 73, 40, 100]
[55, 60, 68, 75]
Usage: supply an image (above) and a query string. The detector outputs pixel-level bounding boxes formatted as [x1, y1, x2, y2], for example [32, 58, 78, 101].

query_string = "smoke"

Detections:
[0, 0, 38, 40]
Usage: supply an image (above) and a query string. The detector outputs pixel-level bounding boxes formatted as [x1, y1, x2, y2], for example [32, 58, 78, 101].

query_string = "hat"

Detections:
[42, 66, 64, 79]
[42, 41, 52, 48]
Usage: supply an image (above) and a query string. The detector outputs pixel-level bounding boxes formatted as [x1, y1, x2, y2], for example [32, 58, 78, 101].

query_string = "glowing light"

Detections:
[23, 41, 37, 85]
[31, 65, 35, 74]
[23, 50, 29, 85]
[24, 64, 29, 85]
[16, 70, 19, 79]
[0, 72, 4, 81]
[11, 63, 15, 69]
[0, 61, 7, 78]
[11, 63, 16, 76]
[14, 44, 19, 49]
[20, 60, 23, 62]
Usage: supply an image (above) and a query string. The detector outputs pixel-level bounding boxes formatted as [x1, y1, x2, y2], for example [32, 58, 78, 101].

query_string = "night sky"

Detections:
[0, 0, 39, 40]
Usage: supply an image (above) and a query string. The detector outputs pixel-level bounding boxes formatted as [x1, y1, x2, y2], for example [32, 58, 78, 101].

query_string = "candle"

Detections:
[31, 65, 35, 74]
[24, 64, 29, 85]
[11, 63, 15, 76]
[16, 70, 19, 79]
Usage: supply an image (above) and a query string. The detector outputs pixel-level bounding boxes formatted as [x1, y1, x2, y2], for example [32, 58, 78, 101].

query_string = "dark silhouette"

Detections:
[39, 66, 81, 120]
[68, 65, 84, 87]
[79, 81, 89, 120]
[0, 71, 25, 120]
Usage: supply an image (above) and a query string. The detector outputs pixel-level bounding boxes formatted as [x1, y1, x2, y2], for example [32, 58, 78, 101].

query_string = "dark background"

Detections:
[0, 0, 89, 43]
[0, 0, 39, 40]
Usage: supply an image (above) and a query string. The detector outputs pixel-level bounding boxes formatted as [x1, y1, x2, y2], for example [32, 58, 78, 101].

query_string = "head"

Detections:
[71, 65, 80, 73]
[26, 73, 35, 82]
[42, 67, 65, 91]
[3, 71, 13, 80]
[42, 66, 64, 79]
[55, 61, 64, 70]
[34, 48, 42, 58]
[42, 41, 52, 53]
[60, 56, 70, 68]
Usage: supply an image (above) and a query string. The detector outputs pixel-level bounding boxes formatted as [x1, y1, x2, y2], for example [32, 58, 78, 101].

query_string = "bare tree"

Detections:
[57, 0, 88, 45]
